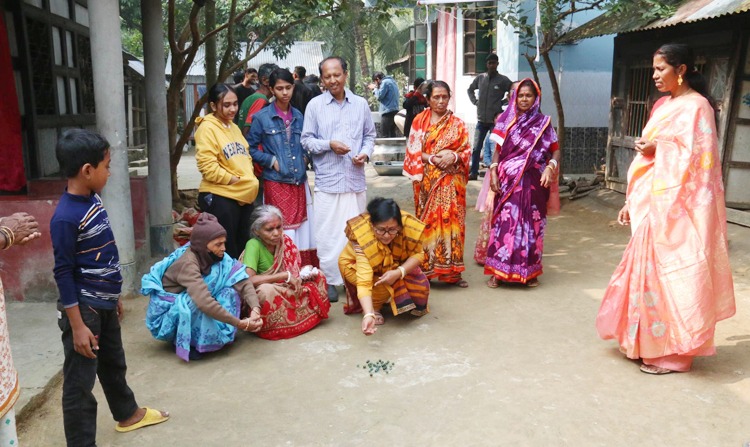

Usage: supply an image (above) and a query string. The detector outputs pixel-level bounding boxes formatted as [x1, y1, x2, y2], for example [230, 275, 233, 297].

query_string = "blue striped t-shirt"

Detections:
[51, 191, 122, 309]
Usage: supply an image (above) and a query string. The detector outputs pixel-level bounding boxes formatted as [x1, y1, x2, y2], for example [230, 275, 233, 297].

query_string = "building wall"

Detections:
[422, 3, 613, 173]
[0, 177, 150, 302]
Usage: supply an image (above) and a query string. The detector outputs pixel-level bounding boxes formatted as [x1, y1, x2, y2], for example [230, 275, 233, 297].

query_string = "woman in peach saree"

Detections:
[596, 43, 735, 374]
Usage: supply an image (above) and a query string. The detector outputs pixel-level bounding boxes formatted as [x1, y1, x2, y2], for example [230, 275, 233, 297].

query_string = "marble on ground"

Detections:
[17, 155, 750, 446]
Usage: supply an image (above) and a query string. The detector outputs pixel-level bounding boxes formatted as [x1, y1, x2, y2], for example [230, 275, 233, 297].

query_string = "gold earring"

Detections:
[678, 75, 683, 86]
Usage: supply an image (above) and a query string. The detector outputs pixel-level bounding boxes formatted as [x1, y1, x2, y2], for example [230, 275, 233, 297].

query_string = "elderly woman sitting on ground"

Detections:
[339, 197, 430, 336]
[142, 213, 262, 361]
[241, 205, 330, 340]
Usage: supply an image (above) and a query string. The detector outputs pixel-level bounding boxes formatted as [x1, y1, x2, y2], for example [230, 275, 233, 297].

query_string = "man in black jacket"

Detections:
[467, 53, 512, 180]
[291, 66, 314, 115]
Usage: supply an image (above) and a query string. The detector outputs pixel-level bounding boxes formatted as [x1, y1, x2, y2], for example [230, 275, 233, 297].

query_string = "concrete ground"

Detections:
[13, 154, 750, 446]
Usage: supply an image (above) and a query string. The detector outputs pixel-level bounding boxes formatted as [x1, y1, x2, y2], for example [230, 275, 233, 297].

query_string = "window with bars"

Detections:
[25, 4, 91, 117]
[463, 8, 495, 75]
[625, 65, 651, 137]
[19, 0, 95, 178]
[626, 61, 712, 137]
[26, 17, 55, 115]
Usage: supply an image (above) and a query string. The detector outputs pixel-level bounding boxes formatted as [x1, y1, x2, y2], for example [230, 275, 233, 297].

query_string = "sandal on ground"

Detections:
[453, 279, 469, 288]
[486, 277, 500, 289]
[115, 407, 170, 433]
[373, 312, 385, 325]
[526, 279, 540, 288]
[639, 364, 674, 375]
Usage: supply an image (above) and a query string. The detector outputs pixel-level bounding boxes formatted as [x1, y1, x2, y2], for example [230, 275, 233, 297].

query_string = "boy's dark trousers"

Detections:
[58, 302, 139, 447]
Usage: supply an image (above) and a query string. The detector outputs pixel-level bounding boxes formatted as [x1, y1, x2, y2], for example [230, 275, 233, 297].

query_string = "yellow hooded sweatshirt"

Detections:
[195, 113, 259, 205]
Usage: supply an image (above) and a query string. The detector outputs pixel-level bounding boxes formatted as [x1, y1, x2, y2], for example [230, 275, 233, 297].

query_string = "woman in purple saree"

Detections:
[484, 79, 560, 288]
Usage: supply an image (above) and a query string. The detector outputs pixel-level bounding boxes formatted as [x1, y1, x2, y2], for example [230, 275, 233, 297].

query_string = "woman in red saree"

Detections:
[242, 205, 330, 340]
[596, 44, 735, 374]
[403, 80, 471, 287]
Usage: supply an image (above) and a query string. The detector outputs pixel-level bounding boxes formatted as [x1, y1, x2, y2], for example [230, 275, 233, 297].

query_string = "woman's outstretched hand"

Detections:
[0, 212, 42, 246]
[361, 314, 377, 336]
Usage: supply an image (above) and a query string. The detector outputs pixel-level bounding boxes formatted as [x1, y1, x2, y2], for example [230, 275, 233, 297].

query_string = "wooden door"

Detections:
[723, 33, 750, 210]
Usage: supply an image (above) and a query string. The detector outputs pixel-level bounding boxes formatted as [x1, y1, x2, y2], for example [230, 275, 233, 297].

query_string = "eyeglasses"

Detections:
[373, 227, 401, 236]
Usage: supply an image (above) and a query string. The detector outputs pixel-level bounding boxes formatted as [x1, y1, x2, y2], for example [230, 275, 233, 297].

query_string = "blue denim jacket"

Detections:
[246, 104, 307, 185]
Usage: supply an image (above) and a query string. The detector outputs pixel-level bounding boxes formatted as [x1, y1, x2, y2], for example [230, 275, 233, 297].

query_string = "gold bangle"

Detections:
[362, 312, 376, 320]
[489, 163, 499, 169]
[397, 266, 406, 279]
[0, 226, 14, 250]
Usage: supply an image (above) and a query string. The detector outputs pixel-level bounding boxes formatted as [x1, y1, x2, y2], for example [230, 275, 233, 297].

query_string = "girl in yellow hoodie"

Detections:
[195, 84, 259, 258]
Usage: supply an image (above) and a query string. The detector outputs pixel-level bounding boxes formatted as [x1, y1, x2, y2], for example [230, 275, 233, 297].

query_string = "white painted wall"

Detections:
[496, 2, 520, 80]
[453, 8, 480, 127]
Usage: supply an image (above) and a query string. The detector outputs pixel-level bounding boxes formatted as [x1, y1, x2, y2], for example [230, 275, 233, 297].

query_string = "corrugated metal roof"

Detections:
[562, 0, 750, 42]
[166, 41, 325, 78]
[244, 41, 325, 74]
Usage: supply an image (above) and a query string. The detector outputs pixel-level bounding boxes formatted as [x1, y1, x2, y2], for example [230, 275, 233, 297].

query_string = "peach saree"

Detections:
[596, 92, 735, 371]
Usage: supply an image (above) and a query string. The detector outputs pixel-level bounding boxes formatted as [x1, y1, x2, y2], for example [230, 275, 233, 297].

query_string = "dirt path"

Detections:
[19, 170, 750, 446]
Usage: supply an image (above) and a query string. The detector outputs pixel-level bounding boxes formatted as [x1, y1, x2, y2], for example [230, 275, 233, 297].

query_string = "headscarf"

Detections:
[488, 85, 518, 146]
[491, 79, 559, 209]
[190, 212, 227, 275]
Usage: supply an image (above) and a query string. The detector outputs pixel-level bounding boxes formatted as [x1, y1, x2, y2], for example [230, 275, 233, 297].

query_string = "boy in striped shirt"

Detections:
[51, 129, 168, 445]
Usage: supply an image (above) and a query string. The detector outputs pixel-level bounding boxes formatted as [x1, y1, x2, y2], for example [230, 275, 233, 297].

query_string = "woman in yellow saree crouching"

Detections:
[339, 198, 430, 335]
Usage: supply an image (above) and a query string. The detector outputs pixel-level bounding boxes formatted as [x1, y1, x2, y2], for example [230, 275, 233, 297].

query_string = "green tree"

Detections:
[303, 4, 409, 92]
[120, 0, 143, 57]
[163, 0, 400, 202]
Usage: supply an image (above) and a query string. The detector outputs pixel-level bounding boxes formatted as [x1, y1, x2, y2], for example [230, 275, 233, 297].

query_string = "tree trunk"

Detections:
[524, 54, 541, 87]
[368, 40, 375, 76]
[542, 51, 565, 153]
[167, 84, 182, 204]
[204, 0, 217, 87]
[351, 2, 370, 84]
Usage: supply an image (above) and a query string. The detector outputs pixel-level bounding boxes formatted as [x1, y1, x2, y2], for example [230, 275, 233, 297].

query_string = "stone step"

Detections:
[129, 159, 149, 168]
[128, 146, 147, 163]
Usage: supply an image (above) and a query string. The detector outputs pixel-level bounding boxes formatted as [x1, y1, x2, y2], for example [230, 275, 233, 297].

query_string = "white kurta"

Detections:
[313, 190, 367, 286]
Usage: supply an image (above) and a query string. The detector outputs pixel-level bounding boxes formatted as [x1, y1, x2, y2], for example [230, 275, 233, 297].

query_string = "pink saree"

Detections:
[596, 92, 735, 371]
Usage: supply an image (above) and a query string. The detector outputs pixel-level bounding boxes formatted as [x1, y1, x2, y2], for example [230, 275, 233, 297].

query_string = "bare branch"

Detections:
[218, 0, 239, 78]
[199, 0, 262, 47]
[177, 4, 202, 56]
[168, 0, 178, 56]
[215, 12, 334, 82]
[554, 0, 606, 23]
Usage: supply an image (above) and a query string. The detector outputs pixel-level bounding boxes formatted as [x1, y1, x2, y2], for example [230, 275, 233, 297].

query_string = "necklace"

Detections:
[671, 87, 693, 99]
